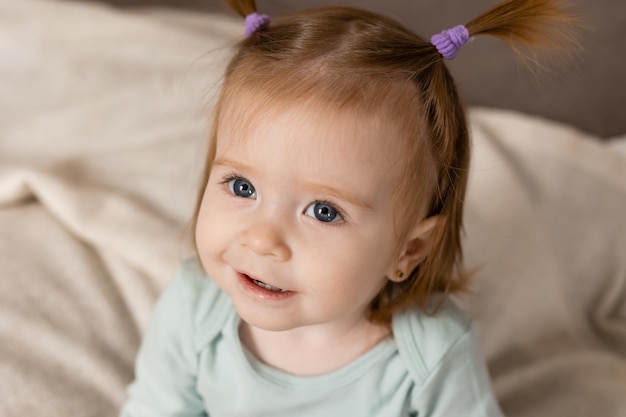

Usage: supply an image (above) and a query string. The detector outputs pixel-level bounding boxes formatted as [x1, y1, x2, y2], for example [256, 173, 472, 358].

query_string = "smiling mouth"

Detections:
[245, 274, 289, 293]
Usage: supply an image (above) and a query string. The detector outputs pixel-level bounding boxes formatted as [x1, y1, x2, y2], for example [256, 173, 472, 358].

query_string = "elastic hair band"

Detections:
[244, 12, 270, 38]
[431, 25, 470, 60]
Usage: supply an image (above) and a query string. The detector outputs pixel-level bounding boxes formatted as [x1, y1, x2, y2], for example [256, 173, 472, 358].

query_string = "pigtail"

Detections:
[226, 0, 271, 38]
[389, 0, 581, 317]
[226, 0, 258, 18]
[465, 0, 580, 60]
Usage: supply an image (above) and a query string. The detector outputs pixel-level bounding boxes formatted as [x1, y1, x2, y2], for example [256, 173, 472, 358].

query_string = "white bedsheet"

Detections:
[1, 1, 625, 416]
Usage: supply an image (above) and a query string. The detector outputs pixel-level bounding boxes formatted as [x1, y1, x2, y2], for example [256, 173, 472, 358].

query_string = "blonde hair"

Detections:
[194, 0, 578, 322]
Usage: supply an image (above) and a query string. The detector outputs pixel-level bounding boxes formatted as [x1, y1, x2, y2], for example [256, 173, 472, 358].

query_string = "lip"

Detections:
[236, 272, 295, 300]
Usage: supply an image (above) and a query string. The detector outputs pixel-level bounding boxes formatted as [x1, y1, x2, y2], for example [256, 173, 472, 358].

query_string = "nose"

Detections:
[238, 220, 291, 261]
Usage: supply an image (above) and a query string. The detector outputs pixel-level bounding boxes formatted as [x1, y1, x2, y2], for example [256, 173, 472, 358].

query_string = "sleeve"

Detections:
[119, 265, 207, 417]
[410, 326, 504, 417]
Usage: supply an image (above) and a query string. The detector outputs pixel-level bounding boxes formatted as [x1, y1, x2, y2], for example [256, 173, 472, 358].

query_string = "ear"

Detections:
[387, 215, 442, 282]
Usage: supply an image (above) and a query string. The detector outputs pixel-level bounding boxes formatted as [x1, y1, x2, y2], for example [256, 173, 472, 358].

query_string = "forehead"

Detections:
[216, 95, 406, 185]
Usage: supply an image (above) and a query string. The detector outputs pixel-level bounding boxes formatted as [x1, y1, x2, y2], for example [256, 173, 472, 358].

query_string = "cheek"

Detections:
[195, 205, 212, 256]
[195, 193, 225, 255]
[305, 227, 397, 282]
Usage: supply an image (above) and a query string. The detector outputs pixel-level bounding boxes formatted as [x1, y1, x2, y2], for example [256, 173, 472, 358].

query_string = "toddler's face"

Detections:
[196, 100, 408, 335]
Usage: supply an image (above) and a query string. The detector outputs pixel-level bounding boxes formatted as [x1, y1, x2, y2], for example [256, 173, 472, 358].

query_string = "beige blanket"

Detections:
[1, 1, 625, 416]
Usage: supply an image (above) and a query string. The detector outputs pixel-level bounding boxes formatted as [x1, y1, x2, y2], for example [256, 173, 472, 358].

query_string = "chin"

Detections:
[233, 305, 302, 332]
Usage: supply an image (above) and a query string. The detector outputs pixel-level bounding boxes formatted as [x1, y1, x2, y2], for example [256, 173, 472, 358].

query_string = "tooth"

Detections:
[252, 279, 285, 292]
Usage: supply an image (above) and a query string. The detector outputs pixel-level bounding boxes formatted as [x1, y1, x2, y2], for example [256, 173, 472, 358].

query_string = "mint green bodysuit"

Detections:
[120, 259, 503, 417]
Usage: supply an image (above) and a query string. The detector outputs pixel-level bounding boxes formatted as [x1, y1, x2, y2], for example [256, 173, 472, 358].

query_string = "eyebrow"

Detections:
[213, 157, 375, 211]
[301, 182, 375, 211]
[213, 158, 257, 175]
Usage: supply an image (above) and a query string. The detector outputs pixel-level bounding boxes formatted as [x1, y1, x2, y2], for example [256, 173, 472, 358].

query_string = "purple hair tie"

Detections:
[244, 12, 270, 38]
[431, 25, 470, 60]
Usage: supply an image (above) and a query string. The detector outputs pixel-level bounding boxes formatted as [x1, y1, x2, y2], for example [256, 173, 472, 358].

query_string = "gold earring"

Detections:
[395, 270, 404, 279]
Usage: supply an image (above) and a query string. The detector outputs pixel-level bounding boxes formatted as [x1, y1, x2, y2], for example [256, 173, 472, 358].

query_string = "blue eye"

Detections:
[228, 178, 256, 198]
[305, 202, 342, 223]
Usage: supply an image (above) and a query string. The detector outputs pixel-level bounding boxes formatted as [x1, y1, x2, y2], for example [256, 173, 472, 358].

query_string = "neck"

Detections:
[239, 319, 391, 376]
